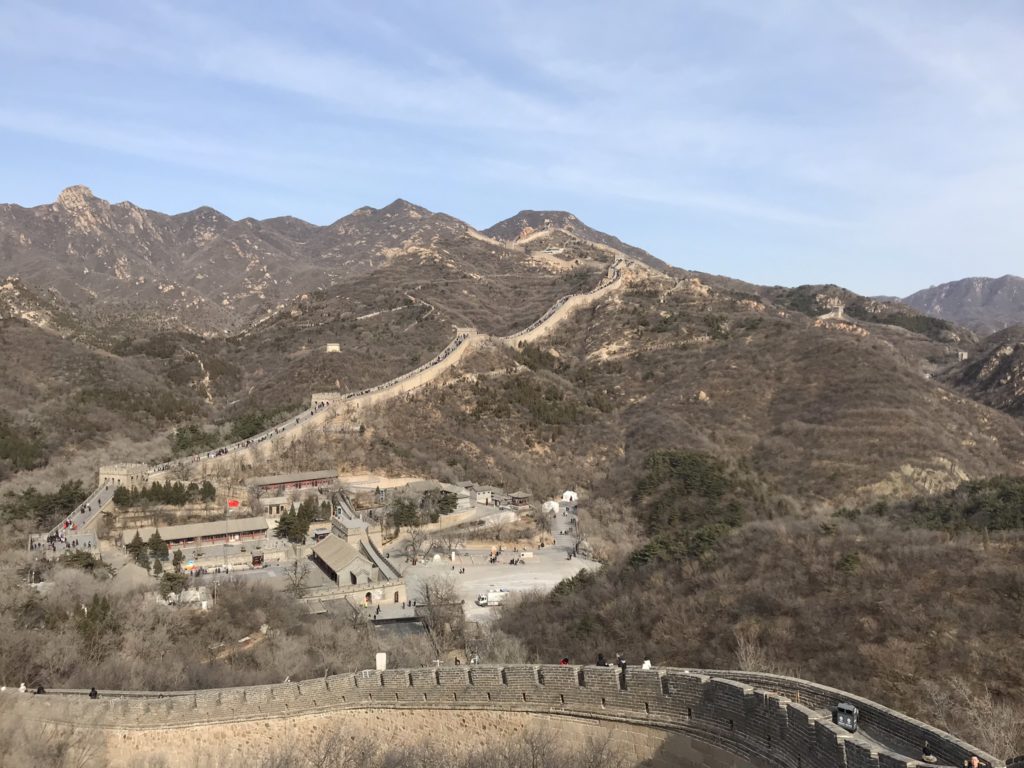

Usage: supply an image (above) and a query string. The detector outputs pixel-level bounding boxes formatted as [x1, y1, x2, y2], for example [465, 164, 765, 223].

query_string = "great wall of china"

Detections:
[149, 259, 622, 478]
[27, 256, 707, 558]
[4, 665, 1013, 768]
[40, 258, 626, 542]
[26, 245, 1024, 767]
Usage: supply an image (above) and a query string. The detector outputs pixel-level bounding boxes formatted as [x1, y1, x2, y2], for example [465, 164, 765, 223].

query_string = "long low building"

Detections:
[248, 469, 338, 494]
[124, 517, 269, 549]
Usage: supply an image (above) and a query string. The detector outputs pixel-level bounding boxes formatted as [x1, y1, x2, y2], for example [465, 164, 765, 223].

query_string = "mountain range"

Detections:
[902, 275, 1024, 336]
[2, 185, 1023, 496]
[4, 186, 1024, 753]
[0, 186, 629, 335]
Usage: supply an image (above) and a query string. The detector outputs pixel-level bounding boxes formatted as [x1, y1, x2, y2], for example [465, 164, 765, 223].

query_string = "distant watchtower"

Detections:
[98, 463, 150, 491]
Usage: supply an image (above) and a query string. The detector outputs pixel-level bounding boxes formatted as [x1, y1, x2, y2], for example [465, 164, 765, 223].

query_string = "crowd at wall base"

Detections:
[3, 666, 1007, 768]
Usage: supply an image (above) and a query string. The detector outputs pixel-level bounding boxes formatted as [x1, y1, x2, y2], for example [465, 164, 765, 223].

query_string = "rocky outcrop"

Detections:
[948, 327, 1024, 416]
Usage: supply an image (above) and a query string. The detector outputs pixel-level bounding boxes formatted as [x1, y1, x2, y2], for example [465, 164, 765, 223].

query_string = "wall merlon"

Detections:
[536, 664, 578, 690]
[579, 665, 622, 693]
[467, 667, 503, 686]
[409, 668, 439, 688]
[623, 669, 665, 696]
[381, 670, 411, 688]
[437, 668, 470, 687]
[502, 665, 540, 688]
[354, 670, 382, 688]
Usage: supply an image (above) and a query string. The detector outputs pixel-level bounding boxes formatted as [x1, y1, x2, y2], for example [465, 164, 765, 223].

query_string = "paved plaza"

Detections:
[400, 508, 597, 621]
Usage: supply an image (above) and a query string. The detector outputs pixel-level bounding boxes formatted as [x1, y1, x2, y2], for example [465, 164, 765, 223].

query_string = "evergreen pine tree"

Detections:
[148, 530, 168, 561]
[127, 531, 146, 564]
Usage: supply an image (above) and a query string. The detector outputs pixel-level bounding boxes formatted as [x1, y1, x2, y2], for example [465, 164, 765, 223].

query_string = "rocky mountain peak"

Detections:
[379, 198, 429, 218]
[483, 209, 671, 272]
[55, 185, 98, 211]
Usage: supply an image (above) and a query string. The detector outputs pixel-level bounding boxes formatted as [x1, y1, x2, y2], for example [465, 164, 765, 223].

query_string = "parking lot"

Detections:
[400, 509, 598, 621]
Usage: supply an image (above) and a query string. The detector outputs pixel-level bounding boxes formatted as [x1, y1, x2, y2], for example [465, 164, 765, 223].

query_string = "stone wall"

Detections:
[121, 264, 626, 485]
[501, 262, 622, 347]
[54, 709, 762, 768]
[690, 670, 1004, 768]
[5, 665, 1002, 768]
[98, 463, 149, 491]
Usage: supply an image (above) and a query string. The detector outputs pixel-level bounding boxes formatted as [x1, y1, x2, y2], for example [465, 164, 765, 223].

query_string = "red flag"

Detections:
[227, 499, 240, 508]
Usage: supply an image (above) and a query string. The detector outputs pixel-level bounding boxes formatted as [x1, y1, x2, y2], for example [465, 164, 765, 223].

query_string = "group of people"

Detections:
[31, 534, 94, 553]
[151, 400, 335, 474]
[591, 653, 652, 671]
[9, 683, 98, 698]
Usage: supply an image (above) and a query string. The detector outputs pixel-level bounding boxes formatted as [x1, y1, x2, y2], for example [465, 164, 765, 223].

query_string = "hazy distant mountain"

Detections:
[902, 275, 1024, 336]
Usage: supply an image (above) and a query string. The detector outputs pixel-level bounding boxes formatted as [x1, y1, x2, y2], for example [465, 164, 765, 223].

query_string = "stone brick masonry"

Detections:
[4, 666, 1007, 768]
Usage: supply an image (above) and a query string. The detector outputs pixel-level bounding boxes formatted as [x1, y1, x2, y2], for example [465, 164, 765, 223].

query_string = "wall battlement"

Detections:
[98, 463, 150, 491]
[5, 666, 1006, 768]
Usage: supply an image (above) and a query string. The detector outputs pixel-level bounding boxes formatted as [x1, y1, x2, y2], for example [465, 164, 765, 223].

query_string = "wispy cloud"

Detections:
[1, 0, 1023, 292]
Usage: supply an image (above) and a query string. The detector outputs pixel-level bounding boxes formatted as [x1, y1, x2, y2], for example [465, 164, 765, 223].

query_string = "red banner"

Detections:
[227, 499, 240, 508]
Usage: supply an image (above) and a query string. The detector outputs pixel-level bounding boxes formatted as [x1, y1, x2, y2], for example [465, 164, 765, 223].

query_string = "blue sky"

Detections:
[1, 1, 1022, 295]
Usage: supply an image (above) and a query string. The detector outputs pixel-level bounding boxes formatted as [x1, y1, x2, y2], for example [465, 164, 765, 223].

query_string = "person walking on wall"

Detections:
[641, 655, 652, 670]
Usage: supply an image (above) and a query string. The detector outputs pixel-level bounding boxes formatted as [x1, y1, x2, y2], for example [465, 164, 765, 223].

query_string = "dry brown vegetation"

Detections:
[5, 206, 1024, 765]
[0, 560, 442, 691]
[499, 517, 1024, 757]
[300, 273, 1024, 514]
[139, 728, 629, 768]
[0, 717, 627, 768]
[0, 696, 103, 768]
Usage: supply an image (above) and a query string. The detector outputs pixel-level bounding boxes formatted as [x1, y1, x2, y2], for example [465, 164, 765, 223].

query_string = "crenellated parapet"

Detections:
[4, 665, 1004, 768]
[98, 463, 150, 491]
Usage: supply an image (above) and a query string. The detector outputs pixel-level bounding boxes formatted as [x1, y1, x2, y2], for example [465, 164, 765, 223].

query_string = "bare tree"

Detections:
[922, 676, 1023, 760]
[432, 531, 459, 558]
[416, 575, 465, 655]
[285, 545, 311, 598]
[404, 528, 430, 564]
[734, 626, 786, 675]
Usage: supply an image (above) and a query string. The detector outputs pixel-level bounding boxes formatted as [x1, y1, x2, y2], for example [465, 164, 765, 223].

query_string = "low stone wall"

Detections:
[5, 665, 1001, 768]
